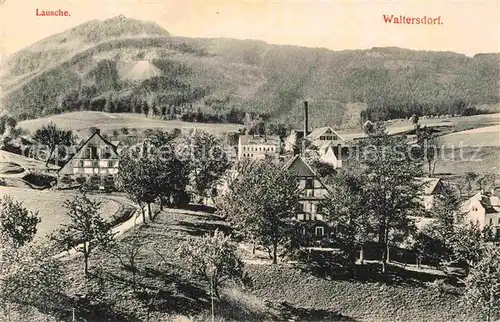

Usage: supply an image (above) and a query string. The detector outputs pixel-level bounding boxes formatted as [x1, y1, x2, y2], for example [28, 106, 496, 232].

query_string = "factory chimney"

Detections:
[303, 100, 309, 136]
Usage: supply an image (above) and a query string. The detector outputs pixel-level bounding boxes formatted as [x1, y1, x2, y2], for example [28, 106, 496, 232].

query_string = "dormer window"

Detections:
[305, 178, 314, 189]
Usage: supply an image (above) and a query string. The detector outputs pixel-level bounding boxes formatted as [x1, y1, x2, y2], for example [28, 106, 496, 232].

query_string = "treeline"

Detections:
[361, 99, 489, 122]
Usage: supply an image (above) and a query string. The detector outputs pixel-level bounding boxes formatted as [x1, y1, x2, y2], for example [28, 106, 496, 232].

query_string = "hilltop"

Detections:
[1, 16, 499, 128]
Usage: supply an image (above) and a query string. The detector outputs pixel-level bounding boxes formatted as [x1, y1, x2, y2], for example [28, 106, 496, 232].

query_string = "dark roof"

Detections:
[239, 134, 281, 145]
[418, 177, 443, 195]
[283, 155, 317, 177]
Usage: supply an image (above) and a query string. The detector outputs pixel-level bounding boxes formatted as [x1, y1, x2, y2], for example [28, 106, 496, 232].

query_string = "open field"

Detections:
[339, 113, 500, 142]
[0, 187, 124, 240]
[440, 124, 500, 147]
[17, 111, 245, 136]
[32, 208, 478, 322]
[433, 146, 500, 175]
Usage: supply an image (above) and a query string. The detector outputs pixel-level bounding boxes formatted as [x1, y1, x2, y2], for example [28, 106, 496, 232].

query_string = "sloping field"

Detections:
[0, 150, 59, 173]
[0, 187, 122, 240]
[18, 111, 244, 135]
[52, 209, 478, 322]
[440, 124, 500, 147]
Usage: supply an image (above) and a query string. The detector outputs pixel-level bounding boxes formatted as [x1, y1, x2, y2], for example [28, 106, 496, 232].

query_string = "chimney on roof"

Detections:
[94, 128, 101, 135]
[303, 100, 309, 136]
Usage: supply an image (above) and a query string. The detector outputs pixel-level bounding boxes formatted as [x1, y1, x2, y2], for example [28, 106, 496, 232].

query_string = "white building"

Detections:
[461, 190, 500, 239]
[237, 135, 282, 161]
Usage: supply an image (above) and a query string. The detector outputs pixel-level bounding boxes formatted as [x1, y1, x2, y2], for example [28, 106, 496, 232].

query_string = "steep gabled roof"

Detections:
[306, 127, 345, 141]
[419, 177, 443, 195]
[283, 155, 317, 177]
[58, 131, 119, 174]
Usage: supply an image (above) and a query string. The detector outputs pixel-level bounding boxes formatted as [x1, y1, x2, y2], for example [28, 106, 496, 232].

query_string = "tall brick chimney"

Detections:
[303, 100, 309, 136]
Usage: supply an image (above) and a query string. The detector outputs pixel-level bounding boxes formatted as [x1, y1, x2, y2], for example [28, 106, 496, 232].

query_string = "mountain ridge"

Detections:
[1, 17, 499, 128]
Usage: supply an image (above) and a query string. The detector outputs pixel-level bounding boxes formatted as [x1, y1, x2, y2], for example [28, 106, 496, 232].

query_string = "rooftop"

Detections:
[239, 134, 281, 145]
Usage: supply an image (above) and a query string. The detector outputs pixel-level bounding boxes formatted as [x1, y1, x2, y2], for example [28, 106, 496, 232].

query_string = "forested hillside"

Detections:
[1, 16, 499, 128]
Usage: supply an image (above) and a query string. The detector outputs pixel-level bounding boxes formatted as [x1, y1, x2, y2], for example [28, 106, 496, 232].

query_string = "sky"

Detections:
[0, 0, 499, 58]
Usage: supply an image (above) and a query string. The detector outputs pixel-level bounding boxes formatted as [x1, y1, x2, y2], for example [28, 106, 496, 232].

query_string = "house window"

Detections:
[108, 160, 115, 168]
[87, 146, 97, 159]
[489, 218, 493, 226]
[302, 203, 307, 213]
[315, 226, 324, 236]
[305, 178, 314, 189]
[317, 204, 323, 213]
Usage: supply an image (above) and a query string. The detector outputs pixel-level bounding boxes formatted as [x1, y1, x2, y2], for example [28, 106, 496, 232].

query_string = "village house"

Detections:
[283, 155, 330, 240]
[284, 102, 347, 169]
[305, 126, 346, 148]
[237, 134, 282, 161]
[57, 128, 120, 190]
[461, 190, 500, 240]
[420, 177, 446, 210]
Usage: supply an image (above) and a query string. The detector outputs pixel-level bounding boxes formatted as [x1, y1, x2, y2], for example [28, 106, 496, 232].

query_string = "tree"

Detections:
[357, 123, 425, 272]
[177, 229, 243, 319]
[320, 169, 376, 265]
[218, 159, 301, 264]
[105, 233, 144, 291]
[0, 239, 68, 321]
[51, 193, 114, 275]
[116, 155, 157, 223]
[0, 195, 41, 247]
[183, 130, 230, 204]
[415, 125, 441, 176]
[33, 122, 74, 166]
[462, 245, 500, 322]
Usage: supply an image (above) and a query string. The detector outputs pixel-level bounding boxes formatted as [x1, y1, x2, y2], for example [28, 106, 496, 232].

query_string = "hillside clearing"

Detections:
[18, 111, 244, 136]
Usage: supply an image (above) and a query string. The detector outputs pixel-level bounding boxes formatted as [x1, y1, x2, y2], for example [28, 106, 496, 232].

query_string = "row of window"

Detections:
[60, 174, 115, 185]
[241, 146, 276, 152]
[83, 146, 114, 159]
[74, 160, 118, 168]
[319, 135, 338, 141]
[301, 226, 325, 236]
[488, 217, 500, 225]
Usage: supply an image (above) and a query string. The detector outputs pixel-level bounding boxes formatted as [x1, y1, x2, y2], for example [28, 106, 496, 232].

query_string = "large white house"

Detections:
[57, 129, 120, 190]
[461, 190, 500, 240]
[237, 134, 282, 161]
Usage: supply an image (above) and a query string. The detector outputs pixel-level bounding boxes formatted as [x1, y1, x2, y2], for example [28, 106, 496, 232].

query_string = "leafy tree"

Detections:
[0, 239, 68, 320]
[320, 169, 376, 265]
[106, 233, 144, 291]
[177, 229, 243, 319]
[0, 115, 17, 136]
[116, 154, 158, 222]
[462, 245, 500, 322]
[0, 195, 41, 247]
[415, 125, 441, 176]
[33, 122, 74, 166]
[218, 159, 301, 264]
[183, 130, 230, 204]
[144, 131, 191, 209]
[51, 193, 114, 275]
[357, 123, 425, 272]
